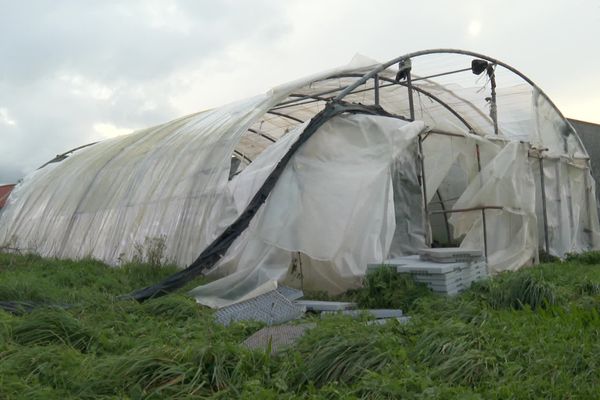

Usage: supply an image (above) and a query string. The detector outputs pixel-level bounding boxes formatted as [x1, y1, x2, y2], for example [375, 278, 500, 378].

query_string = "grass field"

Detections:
[0, 251, 599, 399]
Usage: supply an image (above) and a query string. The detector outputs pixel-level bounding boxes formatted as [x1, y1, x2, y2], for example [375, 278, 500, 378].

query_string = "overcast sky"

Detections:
[1, 0, 599, 184]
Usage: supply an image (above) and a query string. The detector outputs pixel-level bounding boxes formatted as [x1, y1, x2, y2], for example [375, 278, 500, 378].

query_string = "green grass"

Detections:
[0, 252, 599, 399]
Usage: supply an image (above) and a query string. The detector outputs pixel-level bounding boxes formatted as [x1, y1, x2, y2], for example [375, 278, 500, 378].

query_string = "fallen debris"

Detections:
[294, 300, 356, 312]
[419, 247, 483, 263]
[215, 289, 305, 326]
[320, 309, 404, 319]
[366, 316, 411, 325]
[276, 285, 304, 301]
[243, 323, 316, 353]
[368, 248, 488, 295]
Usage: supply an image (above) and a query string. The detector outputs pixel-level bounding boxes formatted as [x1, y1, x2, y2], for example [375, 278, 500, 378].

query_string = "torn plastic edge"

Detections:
[123, 101, 407, 302]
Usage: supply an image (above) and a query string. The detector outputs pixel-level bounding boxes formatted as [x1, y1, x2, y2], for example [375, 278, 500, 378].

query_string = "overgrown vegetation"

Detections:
[348, 266, 432, 311]
[0, 251, 599, 399]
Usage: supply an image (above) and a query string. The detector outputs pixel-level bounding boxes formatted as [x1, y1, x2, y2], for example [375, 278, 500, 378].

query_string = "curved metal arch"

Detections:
[334, 48, 586, 152]
[330, 73, 476, 133]
[126, 101, 415, 301]
[248, 128, 276, 143]
[37, 141, 99, 170]
[336, 49, 553, 116]
[266, 110, 304, 123]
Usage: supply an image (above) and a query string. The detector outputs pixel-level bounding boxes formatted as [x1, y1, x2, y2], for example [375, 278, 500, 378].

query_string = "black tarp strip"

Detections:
[122, 101, 397, 302]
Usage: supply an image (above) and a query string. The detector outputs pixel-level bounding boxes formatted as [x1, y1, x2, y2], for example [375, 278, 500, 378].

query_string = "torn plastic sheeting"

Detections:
[190, 114, 426, 307]
[124, 102, 398, 301]
[0, 56, 379, 275]
[1, 51, 597, 309]
[450, 141, 537, 273]
[540, 157, 600, 256]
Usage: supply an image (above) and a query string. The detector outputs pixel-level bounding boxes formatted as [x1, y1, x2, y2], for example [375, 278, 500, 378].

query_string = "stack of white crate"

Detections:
[367, 248, 488, 295]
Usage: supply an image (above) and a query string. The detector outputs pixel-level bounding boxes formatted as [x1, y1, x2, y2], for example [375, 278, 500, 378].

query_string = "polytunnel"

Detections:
[1, 49, 598, 305]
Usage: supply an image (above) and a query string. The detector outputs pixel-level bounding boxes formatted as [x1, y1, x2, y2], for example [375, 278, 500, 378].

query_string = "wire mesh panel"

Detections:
[214, 290, 306, 326]
[276, 285, 304, 301]
[242, 323, 316, 353]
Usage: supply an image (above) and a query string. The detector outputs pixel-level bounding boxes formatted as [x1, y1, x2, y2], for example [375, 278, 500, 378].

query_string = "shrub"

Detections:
[565, 251, 600, 265]
[576, 279, 600, 296]
[292, 333, 393, 388]
[131, 236, 168, 266]
[475, 274, 558, 310]
[413, 320, 498, 386]
[350, 267, 432, 311]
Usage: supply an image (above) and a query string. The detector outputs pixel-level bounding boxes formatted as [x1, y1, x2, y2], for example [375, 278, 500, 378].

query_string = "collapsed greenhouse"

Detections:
[1, 49, 598, 305]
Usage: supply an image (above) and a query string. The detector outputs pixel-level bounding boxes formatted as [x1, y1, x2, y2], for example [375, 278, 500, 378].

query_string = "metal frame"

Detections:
[222, 49, 594, 263]
[475, 143, 489, 260]
[429, 206, 503, 261]
[275, 48, 583, 148]
[530, 147, 551, 254]
[435, 190, 453, 244]
[255, 49, 591, 258]
[274, 73, 476, 133]
[248, 128, 276, 143]
[266, 110, 304, 123]
[417, 133, 430, 245]
[38, 141, 99, 170]
[487, 65, 499, 135]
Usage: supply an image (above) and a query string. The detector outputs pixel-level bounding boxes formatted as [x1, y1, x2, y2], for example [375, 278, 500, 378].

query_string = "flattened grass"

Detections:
[0, 251, 599, 399]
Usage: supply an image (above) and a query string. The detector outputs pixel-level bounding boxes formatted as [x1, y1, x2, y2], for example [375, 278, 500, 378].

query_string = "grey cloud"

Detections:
[1, 0, 599, 186]
[0, 0, 293, 183]
[0, 1, 290, 83]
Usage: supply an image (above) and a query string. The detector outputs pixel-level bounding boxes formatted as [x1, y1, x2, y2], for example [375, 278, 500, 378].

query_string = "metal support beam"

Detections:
[538, 154, 550, 254]
[410, 67, 472, 83]
[406, 66, 415, 120]
[418, 133, 431, 245]
[272, 96, 330, 111]
[38, 141, 99, 169]
[475, 143, 489, 260]
[233, 150, 253, 164]
[429, 205, 503, 214]
[426, 129, 467, 138]
[330, 48, 584, 148]
[273, 48, 580, 155]
[481, 209, 488, 261]
[584, 164, 594, 248]
[275, 73, 477, 134]
[488, 65, 499, 135]
[316, 73, 477, 132]
[248, 128, 276, 143]
[436, 190, 453, 244]
[266, 110, 304, 123]
[374, 74, 380, 106]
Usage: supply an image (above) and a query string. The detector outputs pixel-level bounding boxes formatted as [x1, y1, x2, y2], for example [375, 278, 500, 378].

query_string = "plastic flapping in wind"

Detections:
[190, 115, 425, 307]
[1, 49, 598, 305]
[0, 57, 377, 267]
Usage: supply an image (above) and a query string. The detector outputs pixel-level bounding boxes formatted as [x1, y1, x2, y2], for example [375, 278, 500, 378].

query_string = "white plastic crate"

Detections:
[368, 255, 488, 295]
[419, 247, 483, 263]
[294, 300, 356, 312]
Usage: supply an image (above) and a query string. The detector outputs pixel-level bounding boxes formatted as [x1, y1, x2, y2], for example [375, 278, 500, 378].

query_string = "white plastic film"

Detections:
[449, 141, 537, 273]
[0, 57, 379, 266]
[0, 52, 598, 305]
[191, 115, 425, 306]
